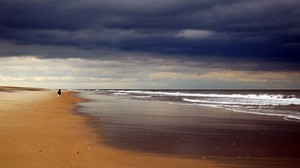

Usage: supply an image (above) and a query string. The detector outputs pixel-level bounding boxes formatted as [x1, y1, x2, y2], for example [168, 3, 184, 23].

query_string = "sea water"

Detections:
[75, 89, 300, 158]
[78, 89, 300, 121]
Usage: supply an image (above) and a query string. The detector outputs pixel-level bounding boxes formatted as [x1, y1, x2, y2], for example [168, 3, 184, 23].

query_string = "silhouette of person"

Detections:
[58, 89, 61, 97]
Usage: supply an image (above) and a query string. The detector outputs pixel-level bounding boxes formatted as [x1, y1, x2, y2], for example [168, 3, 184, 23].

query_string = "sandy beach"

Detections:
[0, 86, 218, 168]
[1, 86, 300, 168]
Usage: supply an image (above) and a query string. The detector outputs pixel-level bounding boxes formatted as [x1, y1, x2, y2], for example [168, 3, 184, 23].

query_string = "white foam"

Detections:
[228, 107, 300, 120]
[113, 93, 128, 96]
[133, 96, 152, 98]
[182, 98, 300, 106]
[109, 90, 300, 121]
[283, 116, 300, 121]
[116, 90, 300, 104]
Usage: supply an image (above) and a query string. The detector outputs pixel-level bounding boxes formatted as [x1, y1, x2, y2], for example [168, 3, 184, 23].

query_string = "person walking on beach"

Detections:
[57, 89, 61, 97]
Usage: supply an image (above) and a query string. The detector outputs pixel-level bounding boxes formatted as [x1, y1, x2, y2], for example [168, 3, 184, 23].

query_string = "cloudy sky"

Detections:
[1, 0, 300, 89]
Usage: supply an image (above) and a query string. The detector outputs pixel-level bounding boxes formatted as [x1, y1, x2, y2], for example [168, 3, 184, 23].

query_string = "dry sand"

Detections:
[0, 87, 219, 168]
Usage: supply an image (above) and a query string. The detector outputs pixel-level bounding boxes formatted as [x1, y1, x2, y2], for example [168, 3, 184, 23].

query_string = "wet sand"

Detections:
[79, 93, 300, 168]
[0, 87, 218, 168]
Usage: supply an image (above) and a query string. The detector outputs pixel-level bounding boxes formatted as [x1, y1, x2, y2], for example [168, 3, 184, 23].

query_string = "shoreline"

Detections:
[1, 86, 300, 168]
[77, 91, 300, 167]
[0, 87, 219, 168]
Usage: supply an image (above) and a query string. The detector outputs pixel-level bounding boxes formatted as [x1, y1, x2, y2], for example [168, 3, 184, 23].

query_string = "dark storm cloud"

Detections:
[1, 0, 300, 69]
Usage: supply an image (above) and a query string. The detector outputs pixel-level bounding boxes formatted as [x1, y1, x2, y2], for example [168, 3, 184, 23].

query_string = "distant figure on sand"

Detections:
[57, 89, 61, 97]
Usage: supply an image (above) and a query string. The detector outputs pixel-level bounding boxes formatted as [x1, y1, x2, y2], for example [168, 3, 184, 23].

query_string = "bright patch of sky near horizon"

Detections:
[1, 56, 299, 89]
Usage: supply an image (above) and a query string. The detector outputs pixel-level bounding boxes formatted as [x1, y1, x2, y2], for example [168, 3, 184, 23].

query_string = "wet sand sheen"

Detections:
[0, 87, 219, 168]
[79, 92, 300, 167]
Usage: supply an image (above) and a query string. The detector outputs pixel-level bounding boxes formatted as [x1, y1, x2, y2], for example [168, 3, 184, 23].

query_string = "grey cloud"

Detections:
[0, 0, 299, 68]
[1, 0, 299, 32]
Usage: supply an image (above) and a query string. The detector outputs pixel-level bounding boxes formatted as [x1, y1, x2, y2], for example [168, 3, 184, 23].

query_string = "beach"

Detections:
[1, 87, 300, 168]
[0, 87, 217, 168]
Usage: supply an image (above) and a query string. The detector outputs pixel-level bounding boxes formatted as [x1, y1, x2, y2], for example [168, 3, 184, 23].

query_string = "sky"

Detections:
[0, 0, 300, 89]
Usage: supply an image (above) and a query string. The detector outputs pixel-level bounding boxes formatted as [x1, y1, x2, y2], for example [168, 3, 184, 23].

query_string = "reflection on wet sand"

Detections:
[79, 93, 300, 167]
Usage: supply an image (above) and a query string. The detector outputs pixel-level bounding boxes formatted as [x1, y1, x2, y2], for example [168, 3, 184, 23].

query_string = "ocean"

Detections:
[77, 89, 300, 121]
[75, 89, 300, 159]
